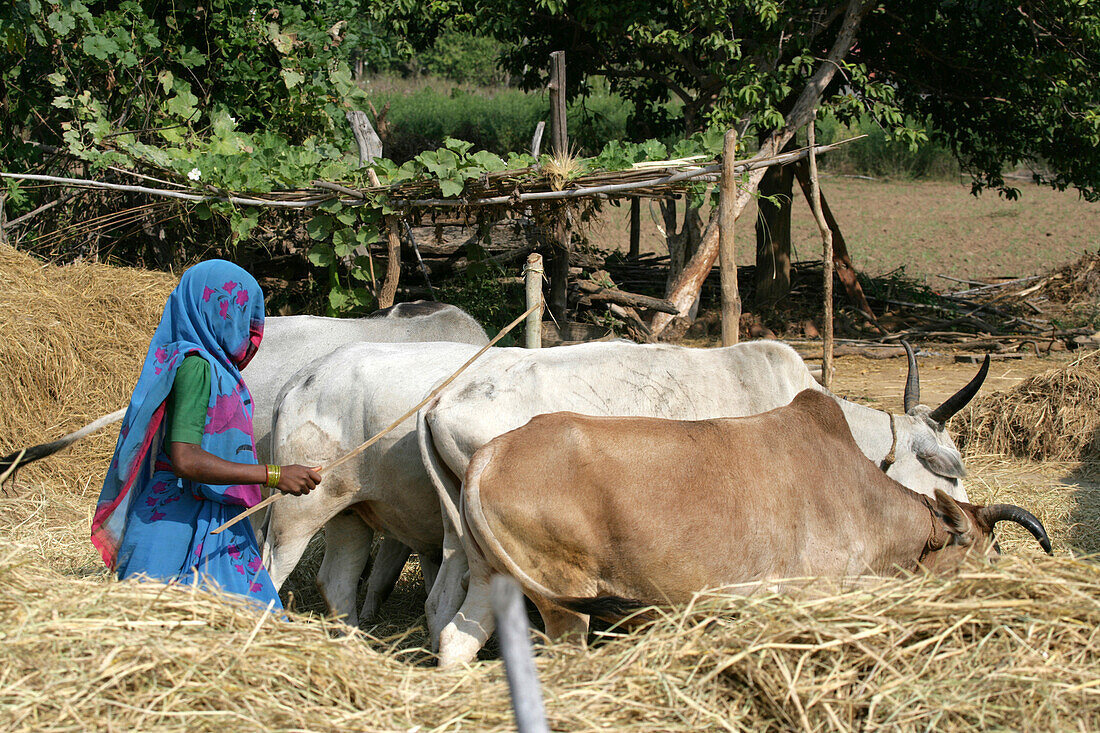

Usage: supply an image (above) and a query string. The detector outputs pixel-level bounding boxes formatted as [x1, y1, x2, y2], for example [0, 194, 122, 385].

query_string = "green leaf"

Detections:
[306, 214, 334, 240]
[308, 243, 336, 267]
[83, 34, 119, 60]
[333, 227, 357, 256]
[281, 68, 304, 90]
[440, 178, 465, 197]
[46, 11, 75, 36]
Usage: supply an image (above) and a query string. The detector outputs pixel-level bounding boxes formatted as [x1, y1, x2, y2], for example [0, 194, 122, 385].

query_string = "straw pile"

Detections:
[0, 245, 177, 482]
[3, 544, 1099, 732]
[954, 351, 1100, 463]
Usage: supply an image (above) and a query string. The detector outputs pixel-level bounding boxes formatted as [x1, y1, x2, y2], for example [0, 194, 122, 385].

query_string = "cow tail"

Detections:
[464, 447, 659, 623]
[0, 407, 127, 479]
[462, 443, 564, 605]
[416, 398, 465, 539]
[554, 595, 657, 623]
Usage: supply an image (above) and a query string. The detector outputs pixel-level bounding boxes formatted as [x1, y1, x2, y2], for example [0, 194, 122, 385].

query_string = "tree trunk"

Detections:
[754, 147, 796, 307]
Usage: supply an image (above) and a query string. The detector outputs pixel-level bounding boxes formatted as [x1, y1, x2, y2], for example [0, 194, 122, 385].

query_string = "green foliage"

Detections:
[859, 266, 942, 307]
[857, 0, 1100, 201]
[373, 82, 635, 161]
[815, 115, 959, 179]
[437, 241, 524, 340]
[417, 0, 1100, 200]
[414, 31, 508, 86]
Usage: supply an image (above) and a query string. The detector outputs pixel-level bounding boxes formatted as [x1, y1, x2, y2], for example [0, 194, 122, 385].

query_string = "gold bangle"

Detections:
[266, 464, 281, 489]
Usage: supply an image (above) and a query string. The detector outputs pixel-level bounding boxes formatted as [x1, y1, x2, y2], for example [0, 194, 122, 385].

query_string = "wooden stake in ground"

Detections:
[348, 109, 399, 307]
[719, 129, 741, 347]
[806, 117, 834, 388]
[792, 160, 881, 329]
[209, 300, 541, 536]
[525, 253, 544, 348]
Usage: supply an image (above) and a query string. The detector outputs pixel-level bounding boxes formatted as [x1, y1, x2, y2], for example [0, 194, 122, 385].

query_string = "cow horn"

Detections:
[979, 504, 1053, 555]
[901, 340, 920, 413]
[928, 355, 990, 425]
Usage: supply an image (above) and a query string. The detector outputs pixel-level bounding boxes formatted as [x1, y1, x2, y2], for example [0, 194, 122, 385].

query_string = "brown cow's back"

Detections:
[465, 390, 929, 605]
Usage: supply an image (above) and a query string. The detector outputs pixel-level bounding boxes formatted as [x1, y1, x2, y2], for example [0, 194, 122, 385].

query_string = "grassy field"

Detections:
[587, 177, 1100, 285]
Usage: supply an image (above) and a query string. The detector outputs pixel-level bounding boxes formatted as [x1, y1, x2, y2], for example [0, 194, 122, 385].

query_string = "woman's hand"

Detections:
[169, 443, 322, 496]
[277, 464, 323, 496]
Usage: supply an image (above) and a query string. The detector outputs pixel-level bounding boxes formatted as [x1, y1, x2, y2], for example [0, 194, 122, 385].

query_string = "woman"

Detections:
[91, 260, 320, 607]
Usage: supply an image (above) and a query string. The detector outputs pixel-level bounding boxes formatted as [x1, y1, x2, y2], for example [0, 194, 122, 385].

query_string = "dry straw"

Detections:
[2, 546, 1099, 732]
[3, 247, 1100, 732]
[954, 351, 1100, 462]
[0, 245, 177, 488]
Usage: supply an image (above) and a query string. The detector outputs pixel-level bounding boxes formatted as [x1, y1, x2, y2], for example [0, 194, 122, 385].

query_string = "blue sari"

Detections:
[92, 260, 280, 607]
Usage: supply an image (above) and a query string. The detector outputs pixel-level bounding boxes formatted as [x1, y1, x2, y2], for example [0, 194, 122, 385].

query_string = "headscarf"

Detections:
[91, 260, 265, 570]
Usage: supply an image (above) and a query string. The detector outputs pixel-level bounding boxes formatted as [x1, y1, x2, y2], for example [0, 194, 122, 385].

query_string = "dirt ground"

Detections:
[586, 177, 1100, 284]
[806, 347, 1078, 413]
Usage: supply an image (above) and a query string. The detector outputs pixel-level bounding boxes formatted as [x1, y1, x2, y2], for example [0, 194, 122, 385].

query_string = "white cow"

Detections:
[264, 338, 986, 640]
[418, 339, 988, 650]
[248, 302, 489, 458]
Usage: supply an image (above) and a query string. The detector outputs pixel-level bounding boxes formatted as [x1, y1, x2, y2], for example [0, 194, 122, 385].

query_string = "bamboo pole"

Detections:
[525, 253, 544, 348]
[806, 118, 834, 388]
[718, 129, 740, 347]
[629, 198, 641, 258]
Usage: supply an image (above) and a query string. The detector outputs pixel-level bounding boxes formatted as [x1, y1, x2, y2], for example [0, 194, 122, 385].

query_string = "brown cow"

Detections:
[437, 389, 1051, 667]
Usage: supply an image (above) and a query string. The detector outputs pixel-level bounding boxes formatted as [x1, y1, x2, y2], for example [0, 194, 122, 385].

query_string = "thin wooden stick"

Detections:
[208, 300, 541, 536]
[806, 117, 834, 389]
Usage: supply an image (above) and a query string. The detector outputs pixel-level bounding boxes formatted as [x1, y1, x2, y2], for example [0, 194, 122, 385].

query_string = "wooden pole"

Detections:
[0, 193, 8, 246]
[807, 118, 834, 388]
[547, 51, 571, 324]
[350, 110, 398, 308]
[525, 253, 544, 348]
[629, 198, 641, 258]
[719, 129, 741, 347]
[530, 121, 546, 158]
[491, 576, 550, 733]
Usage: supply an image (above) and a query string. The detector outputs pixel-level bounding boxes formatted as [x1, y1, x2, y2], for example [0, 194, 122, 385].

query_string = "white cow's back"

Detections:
[426, 340, 816, 475]
[245, 304, 488, 459]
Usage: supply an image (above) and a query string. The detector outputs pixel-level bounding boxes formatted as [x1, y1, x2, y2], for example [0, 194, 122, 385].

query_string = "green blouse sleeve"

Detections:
[165, 355, 211, 445]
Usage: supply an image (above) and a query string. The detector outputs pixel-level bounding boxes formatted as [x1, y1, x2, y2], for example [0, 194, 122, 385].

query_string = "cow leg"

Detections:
[264, 489, 349, 593]
[437, 567, 495, 668]
[425, 528, 469, 651]
[316, 511, 374, 626]
[359, 537, 413, 623]
[419, 551, 441, 593]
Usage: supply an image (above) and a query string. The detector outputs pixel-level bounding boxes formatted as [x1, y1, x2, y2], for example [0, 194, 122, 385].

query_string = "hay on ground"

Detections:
[954, 351, 1100, 462]
[2, 545, 1099, 732]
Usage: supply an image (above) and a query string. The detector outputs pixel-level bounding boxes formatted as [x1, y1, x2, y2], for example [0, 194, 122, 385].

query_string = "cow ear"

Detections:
[916, 441, 967, 479]
[934, 488, 973, 545]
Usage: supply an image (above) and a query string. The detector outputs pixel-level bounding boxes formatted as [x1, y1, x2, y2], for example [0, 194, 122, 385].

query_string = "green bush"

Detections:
[371, 81, 634, 162]
[816, 114, 959, 179]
